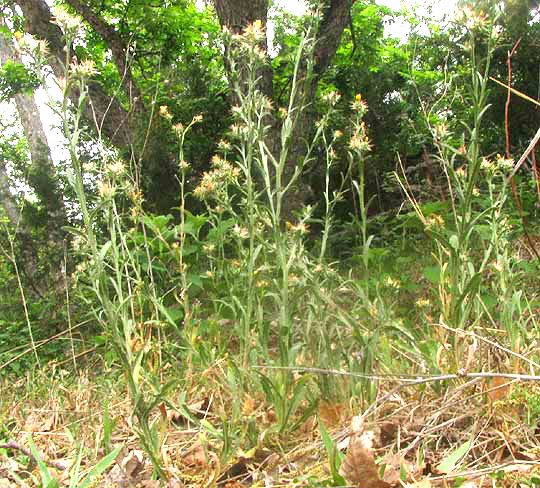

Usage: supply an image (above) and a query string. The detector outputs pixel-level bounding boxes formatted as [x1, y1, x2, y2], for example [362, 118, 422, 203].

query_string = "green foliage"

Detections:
[4, 2, 540, 485]
[0, 60, 40, 101]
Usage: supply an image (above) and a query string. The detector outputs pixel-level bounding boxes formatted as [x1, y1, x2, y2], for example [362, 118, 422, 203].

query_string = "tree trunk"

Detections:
[0, 18, 67, 243]
[0, 160, 21, 227]
[14, 0, 136, 149]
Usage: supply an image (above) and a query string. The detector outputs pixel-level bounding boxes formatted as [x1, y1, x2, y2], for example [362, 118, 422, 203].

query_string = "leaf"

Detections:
[486, 377, 512, 403]
[118, 449, 145, 478]
[319, 421, 345, 485]
[406, 481, 432, 488]
[381, 452, 414, 484]
[183, 440, 207, 468]
[338, 435, 391, 488]
[436, 441, 471, 474]
[319, 402, 346, 427]
[242, 394, 256, 416]
[423, 266, 440, 284]
[77, 446, 122, 488]
[26, 436, 56, 486]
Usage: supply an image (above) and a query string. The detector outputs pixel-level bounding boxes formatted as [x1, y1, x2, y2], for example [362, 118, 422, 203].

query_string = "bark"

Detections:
[213, 0, 273, 101]
[14, 0, 135, 149]
[0, 18, 67, 242]
[0, 160, 21, 226]
[213, 0, 355, 218]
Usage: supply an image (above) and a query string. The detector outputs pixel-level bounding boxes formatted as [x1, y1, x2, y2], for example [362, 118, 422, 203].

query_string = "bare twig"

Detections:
[0, 439, 67, 471]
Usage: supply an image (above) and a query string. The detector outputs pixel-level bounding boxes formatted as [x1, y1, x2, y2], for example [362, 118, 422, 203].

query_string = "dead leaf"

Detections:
[158, 402, 168, 421]
[167, 481, 183, 488]
[183, 440, 208, 467]
[263, 408, 276, 424]
[319, 402, 346, 427]
[23, 412, 41, 433]
[242, 394, 256, 416]
[300, 414, 317, 434]
[187, 397, 211, 418]
[339, 434, 391, 488]
[120, 449, 145, 478]
[487, 377, 513, 402]
[406, 480, 432, 488]
[202, 452, 220, 488]
[139, 481, 160, 488]
[381, 452, 413, 484]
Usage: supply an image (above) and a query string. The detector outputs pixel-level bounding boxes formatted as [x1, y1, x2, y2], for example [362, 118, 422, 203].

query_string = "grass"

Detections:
[2, 5, 540, 488]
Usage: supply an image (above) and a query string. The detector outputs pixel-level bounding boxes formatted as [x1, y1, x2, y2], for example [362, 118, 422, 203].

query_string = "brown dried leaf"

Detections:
[23, 412, 41, 433]
[166, 409, 183, 424]
[381, 452, 413, 484]
[406, 480, 432, 488]
[487, 377, 512, 402]
[242, 394, 256, 416]
[120, 449, 145, 478]
[339, 435, 390, 488]
[183, 440, 208, 468]
[187, 397, 211, 418]
[319, 402, 346, 427]
[158, 402, 168, 421]
[139, 481, 160, 488]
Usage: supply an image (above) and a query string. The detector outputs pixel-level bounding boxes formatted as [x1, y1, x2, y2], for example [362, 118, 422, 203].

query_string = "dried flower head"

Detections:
[106, 160, 125, 174]
[53, 6, 82, 31]
[456, 5, 487, 31]
[496, 154, 514, 170]
[179, 159, 189, 170]
[217, 139, 231, 151]
[159, 105, 172, 120]
[425, 214, 444, 229]
[97, 180, 115, 198]
[286, 221, 309, 234]
[351, 93, 368, 113]
[243, 19, 265, 40]
[322, 91, 341, 106]
[37, 39, 49, 56]
[173, 123, 184, 136]
[71, 59, 97, 76]
[349, 133, 371, 152]
[480, 157, 493, 171]
[232, 224, 249, 239]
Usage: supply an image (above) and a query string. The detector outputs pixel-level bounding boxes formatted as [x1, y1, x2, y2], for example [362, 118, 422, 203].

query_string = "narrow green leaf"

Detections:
[77, 446, 122, 488]
[436, 440, 471, 474]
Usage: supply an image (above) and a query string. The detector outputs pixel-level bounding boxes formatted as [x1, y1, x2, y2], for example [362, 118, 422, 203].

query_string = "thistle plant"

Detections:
[196, 16, 329, 369]
[189, 15, 369, 420]
[40, 8, 176, 479]
[348, 93, 372, 271]
[399, 5, 499, 329]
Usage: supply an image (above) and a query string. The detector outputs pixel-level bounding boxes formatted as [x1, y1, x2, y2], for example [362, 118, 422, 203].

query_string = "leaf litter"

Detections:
[2, 363, 540, 487]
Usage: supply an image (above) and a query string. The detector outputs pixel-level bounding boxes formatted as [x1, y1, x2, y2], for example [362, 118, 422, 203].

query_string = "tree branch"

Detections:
[313, 0, 356, 79]
[62, 0, 142, 102]
[14, 0, 134, 149]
